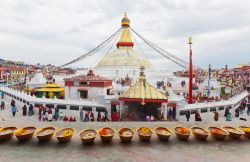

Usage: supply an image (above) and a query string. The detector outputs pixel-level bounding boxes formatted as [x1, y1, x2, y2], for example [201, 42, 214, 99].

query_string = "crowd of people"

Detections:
[185, 99, 250, 122]
[79, 109, 109, 122]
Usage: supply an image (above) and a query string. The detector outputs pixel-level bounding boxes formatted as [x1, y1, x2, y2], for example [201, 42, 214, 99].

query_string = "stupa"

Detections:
[95, 13, 154, 70]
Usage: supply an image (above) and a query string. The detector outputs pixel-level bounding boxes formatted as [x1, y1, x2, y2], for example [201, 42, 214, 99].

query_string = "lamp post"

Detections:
[188, 37, 193, 104]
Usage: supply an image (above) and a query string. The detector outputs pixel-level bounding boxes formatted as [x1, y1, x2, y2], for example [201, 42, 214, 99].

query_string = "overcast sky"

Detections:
[0, 0, 249, 71]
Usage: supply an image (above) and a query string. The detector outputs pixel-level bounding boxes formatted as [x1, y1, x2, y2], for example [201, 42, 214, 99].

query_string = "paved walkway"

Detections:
[1, 98, 250, 162]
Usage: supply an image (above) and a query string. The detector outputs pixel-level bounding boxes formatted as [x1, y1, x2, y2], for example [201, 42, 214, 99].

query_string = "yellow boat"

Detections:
[154, 127, 172, 141]
[15, 127, 36, 142]
[208, 127, 229, 141]
[173, 127, 191, 141]
[79, 129, 97, 145]
[136, 127, 153, 142]
[35, 127, 55, 143]
[223, 126, 244, 140]
[0, 127, 17, 142]
[55, 128, 74, 143]
[190, 126, 210, 141]
[239, 126, 250, 138]
[118, 128, 134, 143]
[98, 127, 116, 143]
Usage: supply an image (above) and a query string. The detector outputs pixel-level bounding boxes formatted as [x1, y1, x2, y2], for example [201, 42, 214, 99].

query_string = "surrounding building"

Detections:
[64, 69, 113, 101]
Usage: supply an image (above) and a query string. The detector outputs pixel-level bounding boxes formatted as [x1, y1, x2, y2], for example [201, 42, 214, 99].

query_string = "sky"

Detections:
[0, 0, 249, 71]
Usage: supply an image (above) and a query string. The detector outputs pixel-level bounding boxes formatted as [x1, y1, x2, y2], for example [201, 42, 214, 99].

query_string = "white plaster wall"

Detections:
[65, 86, 110, 101]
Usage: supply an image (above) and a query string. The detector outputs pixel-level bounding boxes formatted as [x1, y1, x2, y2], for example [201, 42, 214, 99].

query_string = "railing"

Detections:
[180, 91, 249, 115]
[0, 86, 105, 109]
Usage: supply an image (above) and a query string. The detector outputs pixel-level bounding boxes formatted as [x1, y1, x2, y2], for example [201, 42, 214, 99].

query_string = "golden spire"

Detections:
[117, 13, 134, 49]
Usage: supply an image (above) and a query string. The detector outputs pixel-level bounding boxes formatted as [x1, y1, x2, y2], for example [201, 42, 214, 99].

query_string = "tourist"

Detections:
[11, 105, 17, 117]
[63, 116, 68, 122]
[97, 111, 101, 121]
[186, 111, 190, 121]
[213, 111, 219, 121]
[48, 108, 52, 114]
[83, 112, 90, 122]
[54, 107, 59, 120]
[105, 112, 110, 121]
[235, 108, 239, 118]
[226, 112, 232, 121]
[38, 110, 42, 121]
[28, 104, 34, 116]
[80, 109, 83, 122]
[1, 92, 4, 99]
[224, 108, 229, 117]
[59, 112, 63, 120]
[195, 111, 202, 121]
[239, 105, 244, 115]
[48, 113, 53, 122]
[11, 99, 15, 107]
[247, 102, 250, 116]
[150, 115, 155, 121]
[42, 108, 46, 121]
[90, 111, 94, 122]
[45, 109, 49, 121]
[22, 104, 27, 116]
[0, 100, 5, 110]
[168, 109, 173, 121]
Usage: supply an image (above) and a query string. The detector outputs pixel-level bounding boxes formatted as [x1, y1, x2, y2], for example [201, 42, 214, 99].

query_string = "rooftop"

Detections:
[64, 70, 111, 82]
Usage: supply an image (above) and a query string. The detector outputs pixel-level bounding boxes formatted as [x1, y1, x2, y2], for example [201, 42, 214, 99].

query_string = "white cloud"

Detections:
[0, 0, 249, 70]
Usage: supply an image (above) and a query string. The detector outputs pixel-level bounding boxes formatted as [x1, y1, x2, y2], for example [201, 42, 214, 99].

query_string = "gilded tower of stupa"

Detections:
[95, 13, 154, 69]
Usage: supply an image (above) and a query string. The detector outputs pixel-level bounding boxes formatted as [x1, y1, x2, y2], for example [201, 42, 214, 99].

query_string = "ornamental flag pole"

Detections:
[188, 37, 193, 104]
[207, 64, 212, 98]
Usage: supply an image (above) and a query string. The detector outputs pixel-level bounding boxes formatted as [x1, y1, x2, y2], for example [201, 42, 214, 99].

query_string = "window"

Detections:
[218, 107, 224, 111]
[57, 105, 67, 109]
[80, 90, 88, 99]
[80, 82, 88, 86]
[210, 107, 216, 112]
[82, 107, 92, 111]
[107, 89, 110, 95]
[46, 104, 54, 108]
[70, 106, 79, 110]
[191, 110, 197, 114]
[180, 110, 189, 116]
[201, 109, 208, 113]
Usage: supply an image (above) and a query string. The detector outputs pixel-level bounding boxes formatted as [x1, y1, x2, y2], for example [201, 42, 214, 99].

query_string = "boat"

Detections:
[136, 127, 153, 142]
[98, 127, 116, 143]
[239, 126, 250, 138]
[222, 126, 244, 140]
[0, 127, 17, 142]
[55, 128, 74, 143]
[173, 127, 191, 141]
[208, 127, 229, 141]
[15, 127, 36, 142]
[118, 128, 134, 143]
[35, 127, 55, 143]
[79, 129, 97, 145]
[154, 127, 172, 141]
[190, 126, 210, 141]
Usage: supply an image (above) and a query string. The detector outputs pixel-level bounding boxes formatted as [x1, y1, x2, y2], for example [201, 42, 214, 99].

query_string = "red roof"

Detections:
[64, 70, 111, 82]
[7, 66, 25, 71]
[0, 67, 6, 70]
